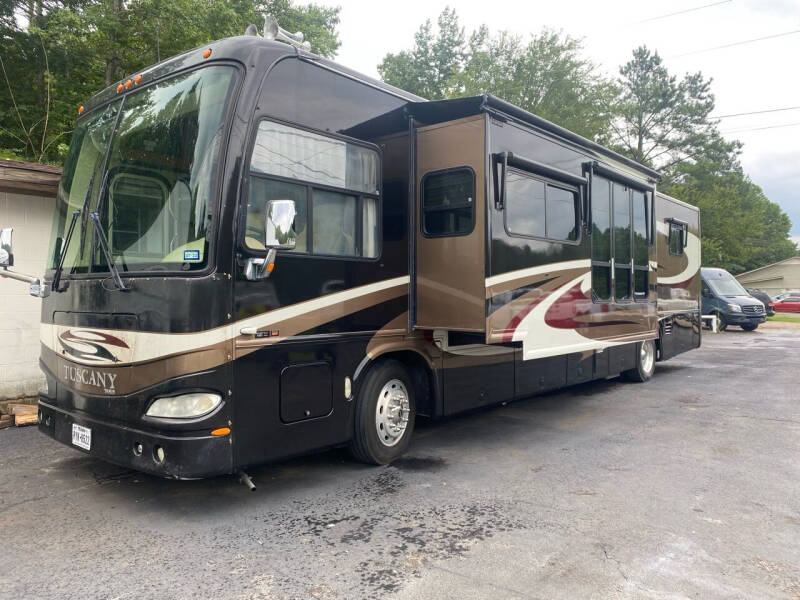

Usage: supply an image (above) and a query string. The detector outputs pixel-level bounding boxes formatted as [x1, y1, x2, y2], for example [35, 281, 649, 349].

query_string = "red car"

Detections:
[769, 296, 800, 313]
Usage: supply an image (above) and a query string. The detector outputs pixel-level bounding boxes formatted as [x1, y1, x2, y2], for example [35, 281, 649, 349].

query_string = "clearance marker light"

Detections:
[202, 48, 212, 59]
[211, 427, 230, 436]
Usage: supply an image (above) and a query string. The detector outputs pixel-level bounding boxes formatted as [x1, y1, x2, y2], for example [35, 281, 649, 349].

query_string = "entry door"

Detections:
[414, 115, 486, 332]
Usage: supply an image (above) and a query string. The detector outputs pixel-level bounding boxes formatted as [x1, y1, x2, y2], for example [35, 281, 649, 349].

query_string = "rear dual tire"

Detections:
[349, 359, 416, 465]
[623, 339, 656, 383]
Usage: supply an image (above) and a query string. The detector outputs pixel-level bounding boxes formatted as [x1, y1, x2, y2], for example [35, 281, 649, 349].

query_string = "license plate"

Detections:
[71, 423, 92, 451]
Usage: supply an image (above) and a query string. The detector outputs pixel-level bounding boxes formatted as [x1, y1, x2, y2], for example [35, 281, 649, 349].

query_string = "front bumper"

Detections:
[38, 399, 233, 479]
[724, 313, 766, 325]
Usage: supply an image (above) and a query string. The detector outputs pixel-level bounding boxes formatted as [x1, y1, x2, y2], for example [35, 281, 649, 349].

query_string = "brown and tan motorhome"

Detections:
[0, 20, 701, 481]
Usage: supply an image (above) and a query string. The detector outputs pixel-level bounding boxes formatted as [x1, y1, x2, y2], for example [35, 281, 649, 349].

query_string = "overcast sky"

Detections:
[333, 0, 800, 242]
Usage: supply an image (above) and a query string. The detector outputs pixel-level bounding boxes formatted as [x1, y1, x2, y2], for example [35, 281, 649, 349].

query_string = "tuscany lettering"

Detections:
[62, 364, 117, 393]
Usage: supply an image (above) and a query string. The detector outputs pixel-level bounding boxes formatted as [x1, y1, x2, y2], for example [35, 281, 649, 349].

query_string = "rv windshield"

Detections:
[707, 275, 748, 297]
[48, 65, 236, 274]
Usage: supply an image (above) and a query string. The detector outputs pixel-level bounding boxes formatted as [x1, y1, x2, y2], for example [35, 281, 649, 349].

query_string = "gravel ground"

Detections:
[1, 327, 799, 599]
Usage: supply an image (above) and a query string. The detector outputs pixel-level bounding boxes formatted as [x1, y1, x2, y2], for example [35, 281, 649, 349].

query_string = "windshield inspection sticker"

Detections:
[183, 250, 201, 262]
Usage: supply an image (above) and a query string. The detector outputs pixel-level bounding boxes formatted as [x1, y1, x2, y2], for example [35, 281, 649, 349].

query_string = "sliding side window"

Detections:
[592, 170, 652, 303]
[505, 169, 579, 242]
[613, 183, 632, 301]
[245, 121, 380, 259]
[591, 176, 612, 301]
[632, 190, 650, 299]
[422, 168, 475, 237]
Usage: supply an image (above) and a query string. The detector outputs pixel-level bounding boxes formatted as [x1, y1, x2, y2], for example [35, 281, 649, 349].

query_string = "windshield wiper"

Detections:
[51, 209, 81, 292]
[90, 170, 110, 268]
[78, 173, 96, 261]
[88, 212, 128, 291]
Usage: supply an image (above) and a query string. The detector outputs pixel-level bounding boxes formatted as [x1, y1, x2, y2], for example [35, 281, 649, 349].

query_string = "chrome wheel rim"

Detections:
[375, 378, 410, 447]
[641, 341, 655, 374]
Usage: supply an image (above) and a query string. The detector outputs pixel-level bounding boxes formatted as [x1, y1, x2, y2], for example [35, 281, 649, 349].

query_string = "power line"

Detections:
[669, 29, 800, 58]
[712, 106, 800, 119]
[637, 0, 732, 24]
[722, 121, 800, 134]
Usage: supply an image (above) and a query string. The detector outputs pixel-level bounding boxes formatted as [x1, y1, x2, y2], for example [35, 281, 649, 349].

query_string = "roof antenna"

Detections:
[262, 14, 311, 51]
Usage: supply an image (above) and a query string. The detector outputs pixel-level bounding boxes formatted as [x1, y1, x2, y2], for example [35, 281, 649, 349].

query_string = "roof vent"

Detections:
[262, 14, 311, 51]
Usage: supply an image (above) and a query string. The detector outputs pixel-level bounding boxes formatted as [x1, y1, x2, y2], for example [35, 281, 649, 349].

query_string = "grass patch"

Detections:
[767, 313, 800, 323]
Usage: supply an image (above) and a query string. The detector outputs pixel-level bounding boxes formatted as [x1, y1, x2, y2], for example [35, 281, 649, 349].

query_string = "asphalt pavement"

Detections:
[1, 326, 799, 599]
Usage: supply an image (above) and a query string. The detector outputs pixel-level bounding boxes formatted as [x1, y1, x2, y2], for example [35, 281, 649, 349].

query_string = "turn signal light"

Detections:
[202, 48, 212, 59]
[211, 427, 230, 436]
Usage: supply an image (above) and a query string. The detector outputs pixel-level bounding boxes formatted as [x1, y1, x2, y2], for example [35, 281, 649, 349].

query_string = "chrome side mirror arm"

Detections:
[0, 266, 50, 297]
[0, 228, 49, 297]
[242, 248, 276, 281]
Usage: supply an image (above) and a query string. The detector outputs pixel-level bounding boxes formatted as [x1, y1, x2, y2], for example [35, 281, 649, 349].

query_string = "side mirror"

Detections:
[0, 228, 12, 267]
[242, 199, 297, 281]
[264, 199, 297, 250]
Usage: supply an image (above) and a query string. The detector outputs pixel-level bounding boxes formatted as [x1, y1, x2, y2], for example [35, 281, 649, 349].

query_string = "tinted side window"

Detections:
[633, 190, 649, 298]
[547, 186, 579, 241]
[591, 176, 612, 301]
[669, 222, 685, 255]
[613, 183, 632, 301]
[246, 121, 380, 259]
[505, 169, 578, 242]
[313, 190, 357, 256]
[506, 170, 545, 238]
[422, 168, 475, 237]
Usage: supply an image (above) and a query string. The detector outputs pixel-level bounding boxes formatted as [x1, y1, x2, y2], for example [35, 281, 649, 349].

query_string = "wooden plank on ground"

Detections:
[14, 412, 38, 426]
[10, 404, 37, 416]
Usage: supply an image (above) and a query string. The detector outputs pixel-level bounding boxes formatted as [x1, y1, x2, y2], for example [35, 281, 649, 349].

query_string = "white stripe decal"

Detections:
[237, 275, 409, 331]
[656, 221, 701, 285]
[41, 276, 410, 365]
[485, 259, 591, 289]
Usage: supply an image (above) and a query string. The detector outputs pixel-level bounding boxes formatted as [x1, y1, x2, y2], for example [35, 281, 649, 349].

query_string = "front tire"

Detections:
[349, 359, 416, 465]
[741, 323, 758, 331]
[623, 340, 656, 382]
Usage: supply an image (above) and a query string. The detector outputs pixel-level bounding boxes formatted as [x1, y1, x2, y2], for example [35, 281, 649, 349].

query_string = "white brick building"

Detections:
[0, 159, 61, 399]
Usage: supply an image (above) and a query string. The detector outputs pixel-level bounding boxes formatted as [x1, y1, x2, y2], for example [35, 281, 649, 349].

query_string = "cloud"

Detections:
[741, 151, 800, 234]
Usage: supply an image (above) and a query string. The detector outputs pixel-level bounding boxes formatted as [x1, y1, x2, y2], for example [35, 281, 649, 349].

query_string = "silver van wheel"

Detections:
[375, 379, 410, 447]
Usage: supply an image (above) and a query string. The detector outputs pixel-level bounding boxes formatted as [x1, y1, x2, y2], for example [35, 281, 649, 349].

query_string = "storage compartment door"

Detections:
[415, 115, 486, 332]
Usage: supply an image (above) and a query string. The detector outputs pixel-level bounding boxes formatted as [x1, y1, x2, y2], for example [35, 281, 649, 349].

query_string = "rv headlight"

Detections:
[727, 303, 742, 313]
[146, 392, 222, 418]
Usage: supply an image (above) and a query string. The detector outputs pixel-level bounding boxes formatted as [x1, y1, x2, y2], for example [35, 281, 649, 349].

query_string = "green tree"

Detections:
[378, 7, 464, 100]
[0, 0, 340, 163]
[663, 171, 796, 273]
[610, 46, 740, 178]
[378, 8, 613, 139]
[458, 27, 615, 139]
